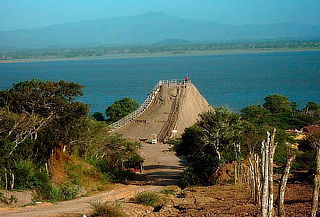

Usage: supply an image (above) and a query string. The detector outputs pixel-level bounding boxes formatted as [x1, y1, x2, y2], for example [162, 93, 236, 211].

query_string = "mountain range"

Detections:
[1, 12, 320, 49]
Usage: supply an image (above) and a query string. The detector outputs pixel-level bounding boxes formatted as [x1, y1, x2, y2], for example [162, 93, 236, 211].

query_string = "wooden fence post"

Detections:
[311, 147, 320, 217]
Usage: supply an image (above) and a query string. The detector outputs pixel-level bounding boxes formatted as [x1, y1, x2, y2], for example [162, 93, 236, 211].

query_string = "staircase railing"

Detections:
[109, 79, 191, 130]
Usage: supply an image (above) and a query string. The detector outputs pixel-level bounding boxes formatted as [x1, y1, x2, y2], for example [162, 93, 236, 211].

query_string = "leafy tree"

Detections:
[303, 102, 320, 122]
[0, 80, 84, 117]
[241, 105, 270, 124]
[304, 102, 320, 113]
[263, 94, 294, 114]
[241, 95, 318, 129]
[105, 97, 139, 122]
[176, 107, 244, 184]
[0, 80, 88, 162]
[92, 112, 105, 121]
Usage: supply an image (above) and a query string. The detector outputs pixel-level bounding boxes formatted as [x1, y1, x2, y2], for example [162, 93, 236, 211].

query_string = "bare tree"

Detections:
[278, 154, 296, 217]
[261, 129, 277, 217]
[248, 153, 261, 205]
[0, 109, 51, 157]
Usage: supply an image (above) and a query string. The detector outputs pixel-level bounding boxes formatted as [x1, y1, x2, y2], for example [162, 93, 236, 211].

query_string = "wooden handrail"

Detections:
[109, 79, 191, 130]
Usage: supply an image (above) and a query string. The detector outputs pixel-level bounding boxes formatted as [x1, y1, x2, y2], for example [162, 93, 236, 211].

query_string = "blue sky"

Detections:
[1, 0, 320, 31]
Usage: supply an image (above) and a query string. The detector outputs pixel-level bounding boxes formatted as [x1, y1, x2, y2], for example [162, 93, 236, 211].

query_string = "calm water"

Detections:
[1, 51, 320, 113]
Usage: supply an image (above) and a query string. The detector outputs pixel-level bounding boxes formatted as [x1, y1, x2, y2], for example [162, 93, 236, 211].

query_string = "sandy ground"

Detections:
[139, 142, 186, 186]
[115, 83, 210, 140]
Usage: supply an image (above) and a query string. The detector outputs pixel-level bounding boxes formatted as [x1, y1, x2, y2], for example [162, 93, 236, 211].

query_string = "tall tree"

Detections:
[177, 107, 244, 183]
[263, 94, 294, 114]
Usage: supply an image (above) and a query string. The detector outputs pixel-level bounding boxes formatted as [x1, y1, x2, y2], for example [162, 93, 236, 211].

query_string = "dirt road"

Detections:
[141, 142, 186, 186]
[0, 184, 162, 217]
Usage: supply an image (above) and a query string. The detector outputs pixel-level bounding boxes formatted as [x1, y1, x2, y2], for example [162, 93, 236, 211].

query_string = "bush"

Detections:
[160, 186, 180, 195]
[179, 168, 201, 188]
[91, 112, 105, 121]
[15, 160, 36, 189]
[135, 192, 162, 207]
[90, 202, 128, 217]
[48, 184, 81, 201]
[292, 150, 316, 171]
[93, 158, 141, 184]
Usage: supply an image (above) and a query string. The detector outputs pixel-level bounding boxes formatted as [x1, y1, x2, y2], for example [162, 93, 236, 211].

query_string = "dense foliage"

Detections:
[176, 94, 320, 186]
[0, 80, 142, 199]
[241, 94, 319, 129]
[105, 97, 139, 122]
[176, 108, 244, 185]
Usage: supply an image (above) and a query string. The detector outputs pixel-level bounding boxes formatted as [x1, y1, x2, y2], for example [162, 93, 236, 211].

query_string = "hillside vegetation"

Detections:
[175, 94, 320, 186]
[0, 80, 142, 201]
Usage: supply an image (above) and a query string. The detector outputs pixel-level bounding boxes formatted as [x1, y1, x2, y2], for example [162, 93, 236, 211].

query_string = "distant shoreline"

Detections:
[1, 48, 319, 64]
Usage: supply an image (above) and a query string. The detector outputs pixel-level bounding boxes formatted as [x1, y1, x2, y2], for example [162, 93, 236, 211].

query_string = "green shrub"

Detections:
[11, 160, 52, 192]
[15, 160, 35, 189]
[58, 184, 80, 200]
[292, 150, 316, 171]
[160, 187, 179, 196]
[135, 192, 162, 207]
[93, 158, 142, 184]
[90, 202, 128, 217]
[179, 168, 201, 188]
[48, 184, 81, 201]
[49, 186, 61, 201]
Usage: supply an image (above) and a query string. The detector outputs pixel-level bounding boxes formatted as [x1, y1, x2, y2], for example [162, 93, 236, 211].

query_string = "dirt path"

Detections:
[140, 142, 186, 186]
[0, 185, 163, 217]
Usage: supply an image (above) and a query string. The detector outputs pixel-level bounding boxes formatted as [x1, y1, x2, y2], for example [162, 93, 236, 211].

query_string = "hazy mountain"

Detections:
[1, 12, 320, 49]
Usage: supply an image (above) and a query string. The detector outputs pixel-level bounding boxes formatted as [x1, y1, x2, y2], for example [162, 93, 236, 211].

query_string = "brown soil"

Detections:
[50, 144, 69, 185]
[129, 183, 314, 217]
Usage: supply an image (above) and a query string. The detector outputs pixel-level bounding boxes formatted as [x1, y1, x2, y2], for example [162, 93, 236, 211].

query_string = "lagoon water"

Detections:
[1, 51, 320, 113]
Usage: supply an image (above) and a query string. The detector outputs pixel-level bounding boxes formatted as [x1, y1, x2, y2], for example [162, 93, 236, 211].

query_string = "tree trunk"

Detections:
[278, 155, 296, 217]
[10, 173, 14, 190]
[254, 153, 261, 205]
[248, 157, 256, 201]
[45, 163, 49, 176]
[268, 130, 277, 217]
[234, 163, 237, 184]
[5, 172, 8, 190]
[261, 139, 270, 217]
[261, 130, 277, 217]
[311, 147, 320, 217]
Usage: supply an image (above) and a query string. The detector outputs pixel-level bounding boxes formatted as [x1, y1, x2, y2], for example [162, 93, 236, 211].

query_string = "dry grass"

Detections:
[90, 202, 128, 217]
